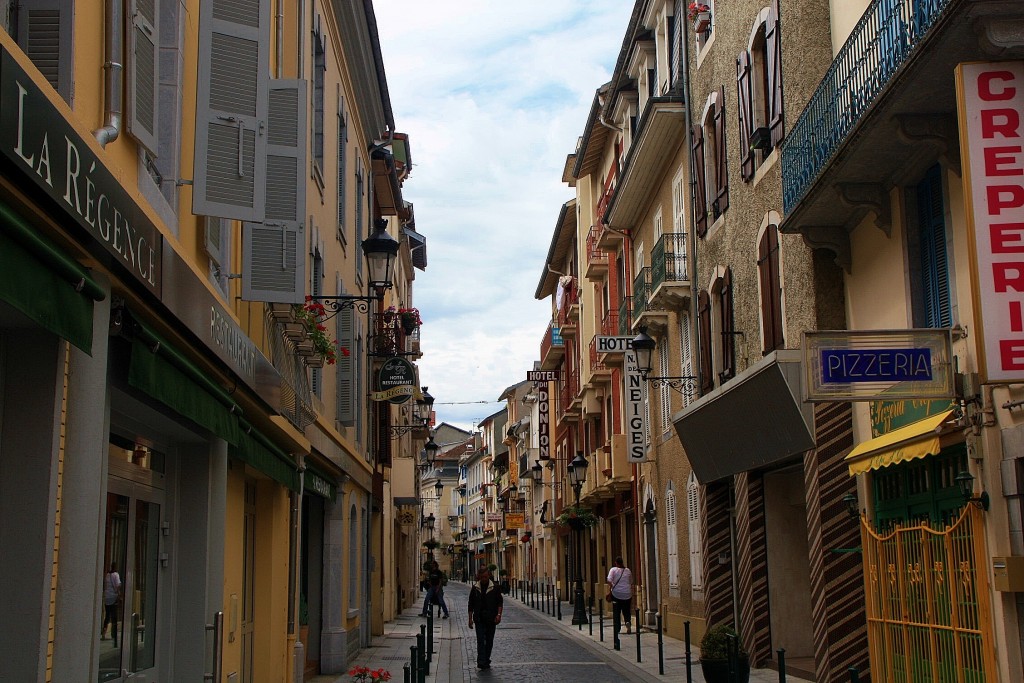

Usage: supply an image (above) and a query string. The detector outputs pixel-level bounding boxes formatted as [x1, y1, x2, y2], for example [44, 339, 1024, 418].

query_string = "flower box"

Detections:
[270, 302, 295, 322]
[749, 126, 771, 150]
[693, 11, 711, 33]
[283, 322, 306, 341]
[306, 354, 325, 368]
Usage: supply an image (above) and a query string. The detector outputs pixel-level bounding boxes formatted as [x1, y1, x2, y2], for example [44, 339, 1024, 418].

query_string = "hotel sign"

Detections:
[596, 336, 634, 353]
[0, 50, 161, 295]
[957, 60, 1024, 382]
[527, 370, 554, 460]
[803, 330, 954, 402]
[625, 349, 650, 463]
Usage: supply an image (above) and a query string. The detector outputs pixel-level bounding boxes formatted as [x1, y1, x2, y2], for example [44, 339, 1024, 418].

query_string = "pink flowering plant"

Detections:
[348, 666, 392, 683]
[688, 2, 711, 20]
[294, 297, 349, 365]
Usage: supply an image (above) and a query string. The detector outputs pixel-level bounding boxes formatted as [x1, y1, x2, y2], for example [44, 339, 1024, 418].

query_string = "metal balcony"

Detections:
[650, 233, 690, 308]
[539, 320, 564, 370]
[584, 225, 609, 281]
[632, 267, 668, 333]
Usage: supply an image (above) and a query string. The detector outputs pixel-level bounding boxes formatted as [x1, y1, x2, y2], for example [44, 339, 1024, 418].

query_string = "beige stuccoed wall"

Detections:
[829, 0, 871, 54]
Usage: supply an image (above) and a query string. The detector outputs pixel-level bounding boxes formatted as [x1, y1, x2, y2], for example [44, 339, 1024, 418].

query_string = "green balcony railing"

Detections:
[782, 0, 952, 214]
[651, 233, 688, 290]
[632, 267, 652, 322]
[618, 296, 631, 335]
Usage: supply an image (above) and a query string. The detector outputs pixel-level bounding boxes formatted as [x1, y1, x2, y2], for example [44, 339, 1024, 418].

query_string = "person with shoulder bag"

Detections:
[605, 556, 634, 635]
[467, 566, 503, 670]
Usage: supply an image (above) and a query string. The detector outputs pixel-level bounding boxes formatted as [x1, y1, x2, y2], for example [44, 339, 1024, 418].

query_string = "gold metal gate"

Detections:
[861, 505, 997, 682]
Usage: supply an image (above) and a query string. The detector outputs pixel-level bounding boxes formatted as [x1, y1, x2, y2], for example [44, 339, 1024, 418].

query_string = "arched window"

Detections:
[666, 482, 679, 589]
[687, 472, 703, 592]
[736, 1, 784, 181]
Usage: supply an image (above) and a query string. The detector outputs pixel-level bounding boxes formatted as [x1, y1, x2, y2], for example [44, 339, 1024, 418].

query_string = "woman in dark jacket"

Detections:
[467, 567, 503, 670]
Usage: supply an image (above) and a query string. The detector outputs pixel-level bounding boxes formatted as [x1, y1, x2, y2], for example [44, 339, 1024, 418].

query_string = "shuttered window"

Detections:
[127, 0, 159, 155]
[337, 97, 348, 242]
[917, 165, 952, 328]
[312, 28, 325, 173]
[713, 87, 730, 218]
[336, 287, 356, 426]
[658, 337, 671, 434]
[766, 0, 784, 147]
[687, 472, 703, 592]
[758, 225, 785, 352]
[16, 0, 73, 103]
[666, 483, 679, 590]
[242, 79, 307, 303]
[736, 51, 755, 181]
[193, 0, 271, 222]
[670, 1, 682, 89]
[691, 123, 708, 238]
[680, 311, 694, 406]
[310, 250, 323, 397]
[355, 160, 365, 278]
[719, 268, 735, 381]
[698, 290, 713, 394]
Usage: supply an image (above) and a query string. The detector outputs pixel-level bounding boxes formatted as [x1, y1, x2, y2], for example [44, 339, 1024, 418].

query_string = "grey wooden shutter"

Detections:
[337, 98, 348, 237]
[713, 87, 730, 217]
[193, 0, 270, 221]
[242, 79, 308, 302]
[766, 0, 784, 147]
[690, 123, 708, 237]
[127, 0, 159, 155]
[204, 216, 225, 267]
[736, 51, 755, 182]
[17, 0, 73, 102]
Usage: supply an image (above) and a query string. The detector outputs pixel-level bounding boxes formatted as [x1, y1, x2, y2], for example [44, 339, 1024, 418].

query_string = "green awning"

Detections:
[0, 213, 101, 354]
[231, 426, 300, 492]
[129, 336, 242, 445]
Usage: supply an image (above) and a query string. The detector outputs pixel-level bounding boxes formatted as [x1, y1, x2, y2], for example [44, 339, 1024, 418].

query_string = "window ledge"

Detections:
[695, 32, 716, 70]
[751, 146, 780, 188]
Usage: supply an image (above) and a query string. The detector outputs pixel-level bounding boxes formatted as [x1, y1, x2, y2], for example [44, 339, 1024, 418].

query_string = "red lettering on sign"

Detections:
[982, 109, 1021, 139]
[988, 184, 1024, 215]
[993, 262, 1024, 292]
[990, 223, 1024, 252]
[1011, 301, 1024, 332]
[979, 71, 1016, 100]
[1000, 339, 1024, 370]
[984, 146, 1023, 176]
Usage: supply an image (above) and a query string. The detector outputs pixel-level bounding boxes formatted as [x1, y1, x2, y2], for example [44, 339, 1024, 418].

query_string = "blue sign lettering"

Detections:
[821, 348, 933, 384]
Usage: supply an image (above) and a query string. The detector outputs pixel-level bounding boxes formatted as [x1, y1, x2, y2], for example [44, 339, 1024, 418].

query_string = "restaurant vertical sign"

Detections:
[527, 370, 557, 460]
[957, 60, 1024, 382]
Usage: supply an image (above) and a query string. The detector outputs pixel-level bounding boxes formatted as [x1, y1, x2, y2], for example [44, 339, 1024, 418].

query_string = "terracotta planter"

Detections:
[693, 12, 711, 33]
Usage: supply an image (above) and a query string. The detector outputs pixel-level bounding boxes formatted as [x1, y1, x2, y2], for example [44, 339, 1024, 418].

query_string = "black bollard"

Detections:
[727, 634, 738, 683]
[636, 608, 642, 663]
[426, 608, 434, 664]
[410, 645, 418, 683]
[613, 604, 620, 651]
[557, 589, 562, 620]
[657, 613, 664, 676]
[420, 624, 430, 677]
[598, 599, 604, 641]
[588, 596, 593, 636]
[849, 667, 860, 683]
[404, 661, 410, 683]
[777, 648, 787, 683]
[684, 621, 692, 683]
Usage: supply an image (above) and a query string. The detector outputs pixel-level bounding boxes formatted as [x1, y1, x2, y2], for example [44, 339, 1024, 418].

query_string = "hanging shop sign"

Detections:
[485, 512, 503, 523]
[373, 357, 417, 404]
[956, 60, 1024, 383]
[802, 330, 955, 402]
[529, 373, 552, 460]
[504, 513, 525, 530]
[596, 336, 634, 353]
[624, 349, 650, 463]
[0, 49, 162, 295]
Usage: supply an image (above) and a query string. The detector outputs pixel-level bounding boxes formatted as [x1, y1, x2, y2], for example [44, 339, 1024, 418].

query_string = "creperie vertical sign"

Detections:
[958, 61, 1024, 382]
[527, 370, 557, 459]
[624, 350, 649, 463]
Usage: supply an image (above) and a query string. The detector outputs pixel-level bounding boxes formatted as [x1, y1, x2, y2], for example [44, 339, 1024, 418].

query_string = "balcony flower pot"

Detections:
[749, 126, 771, 151]
[305, 354, 325, 368]
[283, 322, 306, 342]
[692, 11, 711, 32]
[270, 302, 295, 322]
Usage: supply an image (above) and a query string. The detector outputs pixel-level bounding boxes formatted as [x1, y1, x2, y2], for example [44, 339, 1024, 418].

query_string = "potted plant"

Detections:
[423, 538, 439, 550]
[399, 307, 422, 334]
[554, 505, 599, 529]
[688, 3, 711, 32]
[699, 624, 750, 683]
[347, 665, 392, 683]
[293, 297, 349, 366]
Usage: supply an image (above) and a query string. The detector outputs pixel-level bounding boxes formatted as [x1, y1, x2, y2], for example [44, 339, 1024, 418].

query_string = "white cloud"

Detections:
[375, 0, 631, 428]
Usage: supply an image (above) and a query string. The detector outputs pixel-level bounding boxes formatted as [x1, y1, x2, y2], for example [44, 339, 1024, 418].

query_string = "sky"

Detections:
[374, 0, 633, 431]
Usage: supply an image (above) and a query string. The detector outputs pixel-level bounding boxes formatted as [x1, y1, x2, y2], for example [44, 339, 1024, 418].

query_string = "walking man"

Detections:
[468, 566, 503, 670]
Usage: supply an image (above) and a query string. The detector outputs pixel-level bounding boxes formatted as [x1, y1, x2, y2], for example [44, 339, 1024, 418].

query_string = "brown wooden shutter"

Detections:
[766, 0, 784, 147]
[736, 51, 755, 182]
[691, 124, 708, 237]
[713, 87, 730, 217]
[758, 226, 784, 353]
[698, 289, 713, 394]
[720, 268, 735, 380]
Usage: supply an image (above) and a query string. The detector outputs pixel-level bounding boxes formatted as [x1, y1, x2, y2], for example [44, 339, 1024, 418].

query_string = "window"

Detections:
[336, 280, 356, 426]
[680, 311, 695, 406]
[311, 249, 324, 397]
[337, 95, 348, 242]
[666, 482, 679, 590]
[204, 217, 231, 297]
[14, 0, 74, 103]
[691, 89, 729, 237]
[686, 472, 703, 592]
[355, 160, 365, 279]
[669, 1, 682, 90]
[312, 27, 326, 177]
[758, 224, 784, 352]
[658, 336, 671, 433]
[912, 165, 953, 328]
[695, 0, 716, 53]
[697, 289, 713, 394]
[717, 268, 735, 381]
[736, 1, 783, 181]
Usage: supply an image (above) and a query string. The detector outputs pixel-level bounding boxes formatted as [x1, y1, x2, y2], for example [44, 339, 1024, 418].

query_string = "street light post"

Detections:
[567, 452, 589, 626]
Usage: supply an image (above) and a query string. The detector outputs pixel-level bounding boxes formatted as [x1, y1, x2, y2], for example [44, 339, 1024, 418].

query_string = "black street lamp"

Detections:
[421, 435, 439, 473]
[434, 478, 444, 499]
[631, 326, 699, 397]
[309, 218, 399, 318]
[567, 452, 589, 626]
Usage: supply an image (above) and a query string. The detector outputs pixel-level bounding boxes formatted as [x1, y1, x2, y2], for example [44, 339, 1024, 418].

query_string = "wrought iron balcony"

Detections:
[618, 296, 632, 335]
[584, 225, 609, 281]
[650, 233, 689, 307]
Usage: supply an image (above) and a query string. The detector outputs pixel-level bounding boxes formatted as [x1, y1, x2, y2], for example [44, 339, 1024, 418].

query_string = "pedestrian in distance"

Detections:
[606, 555, 634, 636]
[467, 566, 503, 670]
[420, 560, 450, 618]
[100, 561, 122, 647]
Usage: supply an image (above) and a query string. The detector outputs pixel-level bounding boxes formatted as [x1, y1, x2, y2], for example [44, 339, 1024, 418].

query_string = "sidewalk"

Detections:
[310, 582, 815, 683]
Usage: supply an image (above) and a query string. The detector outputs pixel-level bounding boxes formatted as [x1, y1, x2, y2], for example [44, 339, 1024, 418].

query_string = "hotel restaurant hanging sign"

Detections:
[526, 370, 557, 460]
[0, 49, 161, 295]
[956, 60, 1024, 383]
[802, 330, 955, 402]
[373, 357, 417, 404]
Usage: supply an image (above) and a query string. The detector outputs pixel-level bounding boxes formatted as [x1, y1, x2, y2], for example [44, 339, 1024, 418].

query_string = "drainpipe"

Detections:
[93, 0, 123, 147]
[276, 0, 284, 78]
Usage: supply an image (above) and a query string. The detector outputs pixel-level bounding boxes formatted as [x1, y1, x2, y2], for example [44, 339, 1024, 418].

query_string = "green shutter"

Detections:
[917, 165, 951, 328]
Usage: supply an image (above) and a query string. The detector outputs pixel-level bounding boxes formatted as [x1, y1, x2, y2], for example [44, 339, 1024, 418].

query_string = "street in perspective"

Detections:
[0, 1, 1022, 683]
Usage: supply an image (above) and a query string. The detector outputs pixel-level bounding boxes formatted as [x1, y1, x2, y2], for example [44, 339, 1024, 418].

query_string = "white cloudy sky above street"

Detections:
[375, 0, 632, 430]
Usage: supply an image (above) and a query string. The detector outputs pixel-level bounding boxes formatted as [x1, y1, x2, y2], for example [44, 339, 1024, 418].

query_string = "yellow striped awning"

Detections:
[845, 410, 955, 476]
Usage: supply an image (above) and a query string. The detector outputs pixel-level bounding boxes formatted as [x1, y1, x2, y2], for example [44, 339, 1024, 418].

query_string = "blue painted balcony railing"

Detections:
[781, 0, 952, 214]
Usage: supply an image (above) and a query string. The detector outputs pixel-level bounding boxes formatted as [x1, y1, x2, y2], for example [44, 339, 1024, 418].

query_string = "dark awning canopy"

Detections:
[672, 350, 814, 484]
